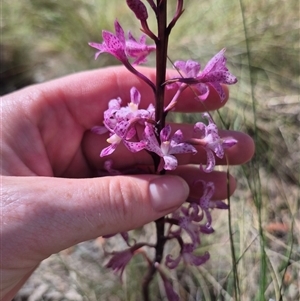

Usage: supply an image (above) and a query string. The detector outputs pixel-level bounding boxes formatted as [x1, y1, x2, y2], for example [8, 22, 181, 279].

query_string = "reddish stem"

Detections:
[142, 1, 170, 300]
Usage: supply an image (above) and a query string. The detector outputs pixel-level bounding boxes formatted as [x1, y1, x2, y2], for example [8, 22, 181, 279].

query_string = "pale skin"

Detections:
[0, 67, 254, 300]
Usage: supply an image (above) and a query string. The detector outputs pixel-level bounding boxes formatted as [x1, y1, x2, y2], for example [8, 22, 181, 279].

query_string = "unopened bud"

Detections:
[126, 0, 148, 21]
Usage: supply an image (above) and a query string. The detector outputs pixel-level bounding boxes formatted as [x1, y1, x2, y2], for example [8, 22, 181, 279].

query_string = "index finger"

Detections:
[10, 66, 228, 129]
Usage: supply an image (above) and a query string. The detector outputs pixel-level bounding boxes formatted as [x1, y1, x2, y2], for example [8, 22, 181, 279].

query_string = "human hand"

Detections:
[0, 66, 254, 300]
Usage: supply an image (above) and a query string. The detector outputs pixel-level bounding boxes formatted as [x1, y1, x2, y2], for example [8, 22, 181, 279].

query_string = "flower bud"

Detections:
[126, 0, 148, 21]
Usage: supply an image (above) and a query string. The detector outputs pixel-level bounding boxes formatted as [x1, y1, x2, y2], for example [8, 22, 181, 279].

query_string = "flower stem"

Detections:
[142, 2, 170, 300]
[123, 60, 156, 94]
[155, 0, 168, 130]
[142, 219, 167, 300]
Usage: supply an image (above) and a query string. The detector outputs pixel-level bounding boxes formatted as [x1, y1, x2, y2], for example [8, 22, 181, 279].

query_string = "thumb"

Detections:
[3, 174, 189, 259]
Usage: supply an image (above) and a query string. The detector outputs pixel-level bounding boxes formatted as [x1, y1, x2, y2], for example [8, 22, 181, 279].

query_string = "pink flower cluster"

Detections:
[92, 85, 236, 172]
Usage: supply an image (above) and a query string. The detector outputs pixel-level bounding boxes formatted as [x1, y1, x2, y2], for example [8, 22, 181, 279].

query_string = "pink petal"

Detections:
[165, 254, 181, 269]
[202, 48, 226, 75]
[174, 60, 186, 71]
[163, 154, 178, 170]
[114, 120, 129, 138]
[195, 83, 209, 100]
[102, 31, 126, 61]
[222, 137, 238, 149]
[108, 97, 122, 109]
[124, 140, 147, 153]
[100, 144, 118, 157]
[171, 129, 183, 144]
[170, 143, 197, 155]
[128, 31, 138, 42]
[194, 121, 206, 137]
[184, 60, 201, 77]
[88, 42, 104, 60]
[114, 20, 125, 45]
[130, 86, 141, 105]
[208, 82, 226, 102]
[143, 124, 162, 155]
[160, 125, 172, 142]
[190, 251, 210, 266]
[201, 149, 215, 173]
[91, 125, 108, 135]
[139, 34, 146, 44]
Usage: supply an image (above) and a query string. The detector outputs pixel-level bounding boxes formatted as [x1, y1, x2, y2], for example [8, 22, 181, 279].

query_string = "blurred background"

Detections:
[2, 0, 299, 300]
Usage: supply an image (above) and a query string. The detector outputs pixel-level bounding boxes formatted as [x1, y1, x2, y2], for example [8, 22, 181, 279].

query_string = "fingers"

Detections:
[169, 165, 236, 200]
[2, 175, 188, 259]
[82, 126, 254, 171]
[2, 165, 234, 260]
[1, 167, 235, 300]
[6, 67, 228, 130]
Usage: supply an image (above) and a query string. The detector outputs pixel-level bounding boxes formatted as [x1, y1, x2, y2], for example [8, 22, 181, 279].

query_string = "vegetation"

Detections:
[3, 0, 299, 300]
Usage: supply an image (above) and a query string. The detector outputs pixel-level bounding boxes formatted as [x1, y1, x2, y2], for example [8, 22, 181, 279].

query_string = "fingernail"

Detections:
[149, 176, 189, 212]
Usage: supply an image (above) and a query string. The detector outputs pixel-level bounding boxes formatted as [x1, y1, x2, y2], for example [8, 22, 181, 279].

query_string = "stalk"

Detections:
[155, 0, 168, 129]
[142, 1, 170, 300]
